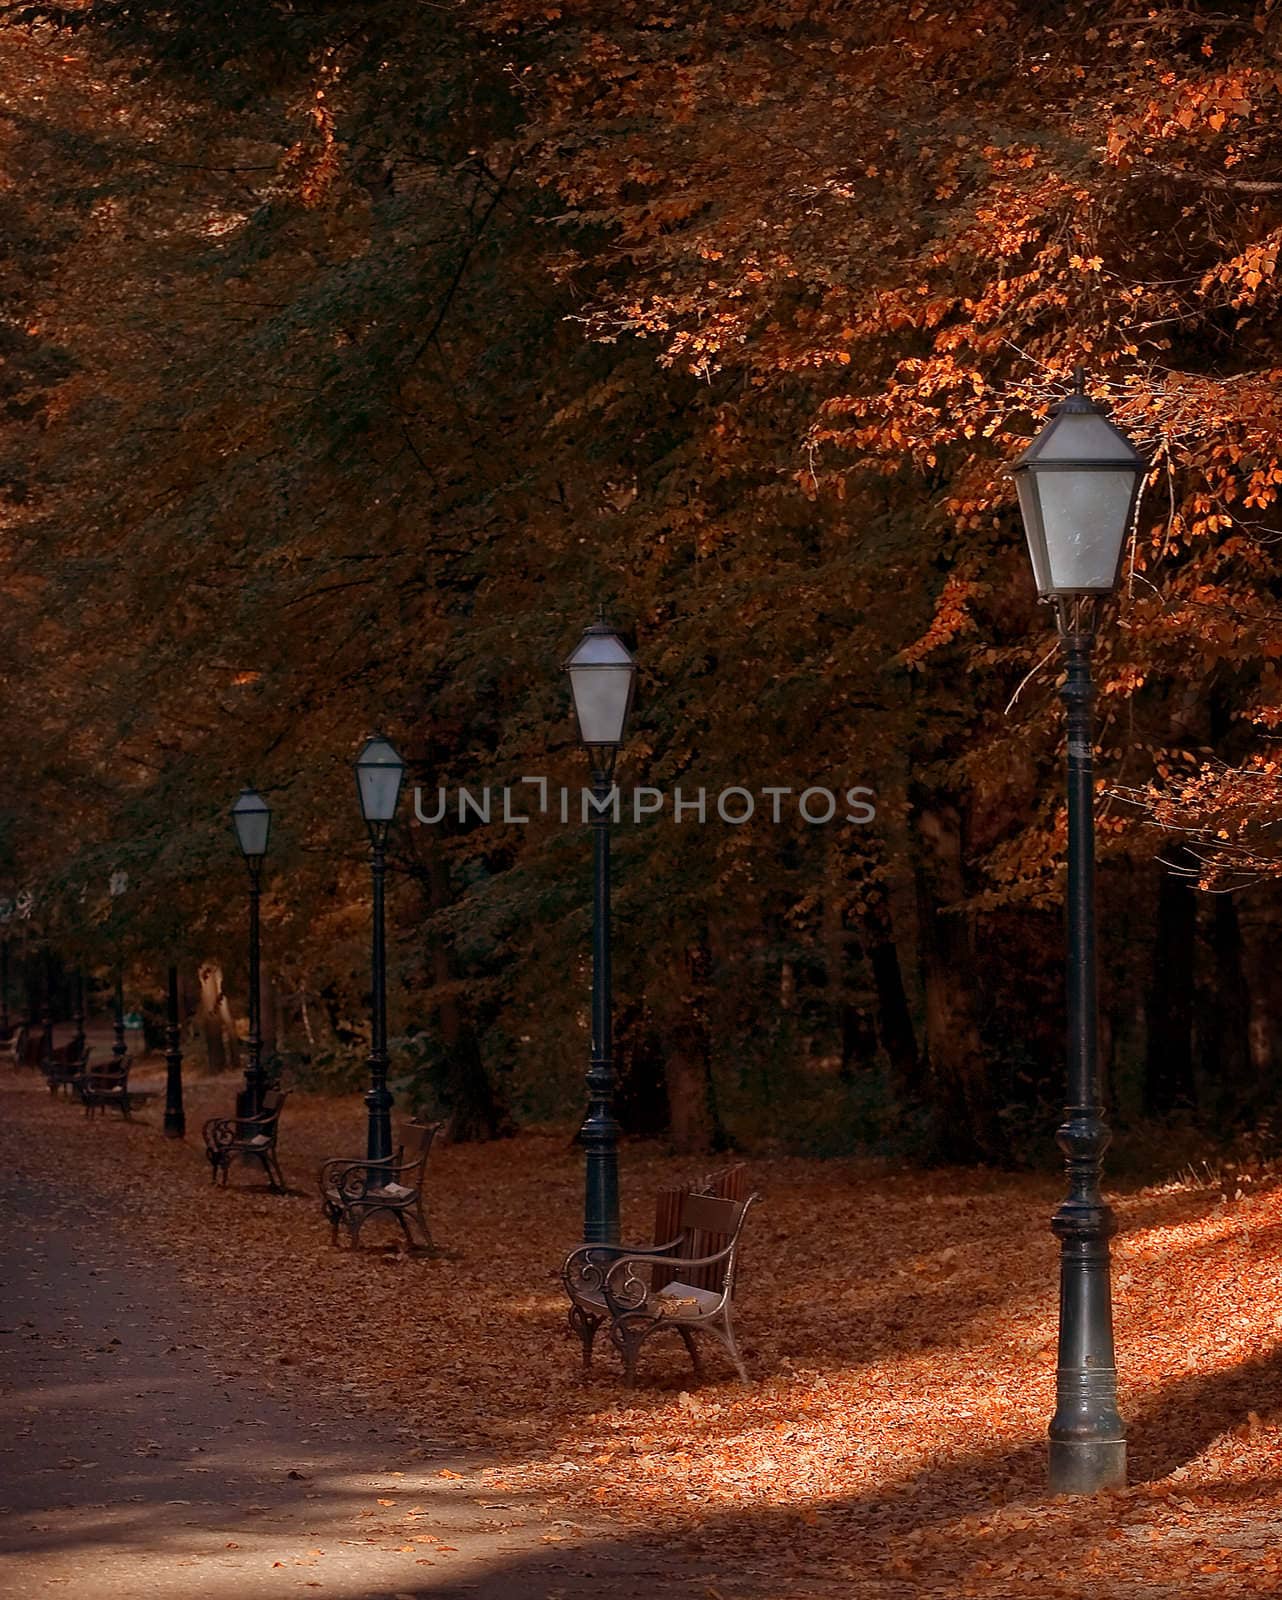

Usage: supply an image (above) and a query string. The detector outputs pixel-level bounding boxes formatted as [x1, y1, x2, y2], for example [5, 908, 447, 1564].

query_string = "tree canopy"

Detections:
[3, 1, 1281, 1155]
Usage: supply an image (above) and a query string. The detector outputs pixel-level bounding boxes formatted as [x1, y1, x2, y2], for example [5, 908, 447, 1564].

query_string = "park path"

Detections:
[0, 1086, 712, 1600]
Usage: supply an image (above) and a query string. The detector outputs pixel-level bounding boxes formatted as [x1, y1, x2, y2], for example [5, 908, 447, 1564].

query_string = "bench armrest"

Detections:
[562, 1235, 682, 1275]
[202, 1115, 240, 1151]
[319, 1153, 408, 1203]
[83, 1072, 128, 1091]
[562, 1236, 686, 1305]
[237, 1107, 282, 1132]
[602, 1242, 739, 1315]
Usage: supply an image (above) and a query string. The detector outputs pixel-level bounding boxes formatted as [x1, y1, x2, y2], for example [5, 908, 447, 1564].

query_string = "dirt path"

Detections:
[0, 1140, 707, 1599]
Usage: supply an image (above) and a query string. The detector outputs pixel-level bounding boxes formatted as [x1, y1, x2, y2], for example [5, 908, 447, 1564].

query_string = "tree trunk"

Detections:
[196, 961, 239, 1073]
[840, 998, 878, 1077]
[1144, 853, 1197, 1115]
[651, 936, 726, 1156]
[1237, 885, 1282, 1113]
[913, 802, 1004, 1163]
[864, 895, 922, 1096]
[421, 848, 511, 1142]
[1201, 892, 1252, 1120]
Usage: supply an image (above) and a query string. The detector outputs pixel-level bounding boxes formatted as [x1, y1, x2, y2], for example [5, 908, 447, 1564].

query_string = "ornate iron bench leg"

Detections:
[394, 1206, 432, 1250]
[610, 1317, 650, 1387]
[677, 1326, 705, 1381]
[568, 1303, 602, 1371]
[712, 1316, 748, 1383]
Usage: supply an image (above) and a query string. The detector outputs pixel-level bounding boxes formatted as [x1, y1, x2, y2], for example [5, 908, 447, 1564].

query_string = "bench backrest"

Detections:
[652, 1163, 750, 1294]
[87, 1056, 130, 1087]
[47, 1039, 88, 1070]
[399, 1121, 440, 1175]
[260, 1089, 289, 1134]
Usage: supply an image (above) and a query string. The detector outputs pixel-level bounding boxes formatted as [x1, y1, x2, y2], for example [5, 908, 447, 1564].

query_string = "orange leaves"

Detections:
[17, 1072, 1282, 1600]
[1104, 67, 1279, 166]
[280, 87, 342, 210]
[1200, 231, 1281, 309]
[901, 574, 985, 669]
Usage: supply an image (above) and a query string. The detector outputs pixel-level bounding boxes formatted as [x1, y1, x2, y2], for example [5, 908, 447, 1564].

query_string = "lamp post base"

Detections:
[365, 1080, 394, 1168]
[1049, 1436, 1126, 1495]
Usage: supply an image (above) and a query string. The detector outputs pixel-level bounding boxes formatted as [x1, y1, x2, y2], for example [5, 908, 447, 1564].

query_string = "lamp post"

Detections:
[0, 899, 11, 1045]
[14, 891, 34, 1042]
[71, 968, 86, 1060]
[109, 871, 128, 1063]
[164, 964, 186, 1139]
[40, 948, 55, 1063]
[564, 617, 637, 1247]
[1010, 367, 1146, 1495]
[355, 735, 406, 1168]
[231, 788, 272, 1120]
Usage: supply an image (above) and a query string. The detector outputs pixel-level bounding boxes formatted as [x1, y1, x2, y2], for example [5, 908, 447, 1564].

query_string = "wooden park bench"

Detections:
[80, 1056, 152, 1120]
[319, 1122, 441, 1249]
[202, 1089, 289, 1193]
[561, 1164, 759, 1386]
[43, 1040, 91, 1098]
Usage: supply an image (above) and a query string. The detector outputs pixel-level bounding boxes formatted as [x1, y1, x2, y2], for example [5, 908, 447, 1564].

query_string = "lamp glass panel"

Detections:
[1014, 473, 1053, 594]
[567, 633, 632, 668]
[1031, 409, 1139, 463]
[356, 737, 405, 822]
[232, 790, 271, 857]
[1038, 470, 1137, 592]
[566, 633, 634, 746]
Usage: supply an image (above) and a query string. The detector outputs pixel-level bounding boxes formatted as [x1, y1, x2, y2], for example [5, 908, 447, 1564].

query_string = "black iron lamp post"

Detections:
[231, 787, 272, 1120]
[71, 968, 86, 1060]
[0, 899, 11, 1045]
[1011, 367, 1147, 1495]
[355, 735, 406, 1168]
[14, 891, 34, 1037]
[109, 871, 128, 1063]
[112, 974, 127, 1060]
[565, 618, 637, 1247]
[40, 948, 55, 1062]
[164, 964, 186, 1139]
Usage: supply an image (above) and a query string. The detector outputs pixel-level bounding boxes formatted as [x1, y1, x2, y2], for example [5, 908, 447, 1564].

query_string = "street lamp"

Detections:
[1010, 367, 1146, 1496]
[564, 617, 637, 1246]
[109, 870, 128, 1063]
[71, 967, 86, 1060]
[355, 735, 405, 1168]
[231, 787, 272, 1120]
[13, 891, 34, 1039]
[40, 947, 55, 1064]
[163, 964, 186, 1139]
[0, 898, 11, 1045]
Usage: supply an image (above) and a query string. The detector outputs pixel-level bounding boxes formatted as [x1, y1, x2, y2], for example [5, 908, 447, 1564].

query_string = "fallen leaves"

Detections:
[6, 1076, 1282, 1598]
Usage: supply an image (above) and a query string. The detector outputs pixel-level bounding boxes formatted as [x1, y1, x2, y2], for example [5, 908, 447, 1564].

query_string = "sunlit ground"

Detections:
[2, 1065, 1281, 1597]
